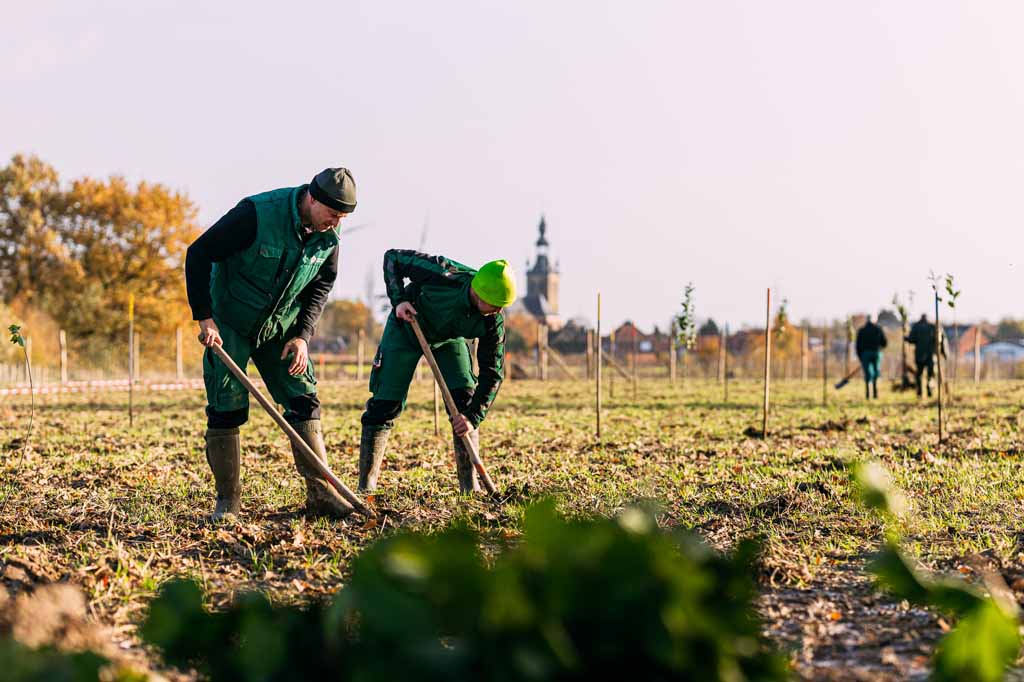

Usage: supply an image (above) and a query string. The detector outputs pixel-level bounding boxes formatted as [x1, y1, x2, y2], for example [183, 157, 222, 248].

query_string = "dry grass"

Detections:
[1, 377, 1023, 679]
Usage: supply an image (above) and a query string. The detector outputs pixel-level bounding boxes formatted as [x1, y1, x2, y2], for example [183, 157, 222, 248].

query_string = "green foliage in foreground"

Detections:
[0, 638, 108, 682]
[142, 501, 788, 682]
[855, 462, 1021, 682]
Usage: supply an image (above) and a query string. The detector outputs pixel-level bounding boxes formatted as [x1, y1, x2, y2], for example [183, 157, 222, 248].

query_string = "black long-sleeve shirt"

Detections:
[184, 198, 338, 342]
[855, 322, 888, 355]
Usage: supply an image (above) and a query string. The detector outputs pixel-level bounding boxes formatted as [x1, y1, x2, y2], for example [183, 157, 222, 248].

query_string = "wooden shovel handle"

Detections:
[407, 318, 498, 494]
[209, 342, 374, 518]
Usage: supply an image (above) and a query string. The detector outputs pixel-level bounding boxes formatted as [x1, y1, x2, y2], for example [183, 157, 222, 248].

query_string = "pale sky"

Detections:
[4, 1, 1022, 332]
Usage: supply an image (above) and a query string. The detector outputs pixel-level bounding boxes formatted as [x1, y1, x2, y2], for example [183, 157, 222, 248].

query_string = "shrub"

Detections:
[143, 501, 788, 681]
[0, 638, 127, 682]
[855, 462, 1021, 682]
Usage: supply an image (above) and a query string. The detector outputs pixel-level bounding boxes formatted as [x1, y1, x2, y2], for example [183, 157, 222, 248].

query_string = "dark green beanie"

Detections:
[310, 167, 357, 213]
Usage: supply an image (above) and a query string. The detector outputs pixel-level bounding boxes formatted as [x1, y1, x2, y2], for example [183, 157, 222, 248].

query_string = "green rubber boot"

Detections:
[358, 426, 390, 492]
[290, 420, 355, 519]
[452, 429, 481, 493]
[205, 427, 241, 522]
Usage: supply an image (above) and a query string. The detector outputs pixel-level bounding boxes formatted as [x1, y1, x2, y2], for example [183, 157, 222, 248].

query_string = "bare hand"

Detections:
[395, 301, 418, 322]
[452, 413, 472, 437]
[198, 319, 222, 347]
[281, 337, 309, 376]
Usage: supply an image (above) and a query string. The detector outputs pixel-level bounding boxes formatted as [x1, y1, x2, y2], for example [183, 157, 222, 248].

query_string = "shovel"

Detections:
[207, 341, 374, 518]
[833, 365, 862, 390]
[407, 318, 498, 494]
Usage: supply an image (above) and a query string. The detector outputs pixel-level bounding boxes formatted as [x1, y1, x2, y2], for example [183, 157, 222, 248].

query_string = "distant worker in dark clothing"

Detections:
[905, 314, 944, 398]
[855, 314, 888, 399]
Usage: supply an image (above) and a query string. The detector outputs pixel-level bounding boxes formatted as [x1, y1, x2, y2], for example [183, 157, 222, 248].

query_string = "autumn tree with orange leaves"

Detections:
[0, 154, 199, 350]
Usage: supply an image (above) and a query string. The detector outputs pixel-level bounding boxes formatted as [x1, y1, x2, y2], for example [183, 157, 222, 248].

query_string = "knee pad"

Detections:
[206, 406, 249, 429]
[361, 398, 403, 429]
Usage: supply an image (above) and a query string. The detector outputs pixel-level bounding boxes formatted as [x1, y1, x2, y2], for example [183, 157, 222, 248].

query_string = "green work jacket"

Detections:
[210, 186, 338, 343]
[383, 249, 506, 425]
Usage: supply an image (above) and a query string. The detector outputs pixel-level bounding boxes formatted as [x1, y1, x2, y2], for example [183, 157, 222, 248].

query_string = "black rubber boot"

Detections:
[358, 426, 391, 492]
[452, 429, 481, 493]
[205, 427, 241, 522]
[290, 420, 354, 519]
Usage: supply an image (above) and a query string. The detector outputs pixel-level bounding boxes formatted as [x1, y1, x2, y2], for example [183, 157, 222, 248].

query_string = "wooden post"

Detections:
[547, 346, 577, 379]
[946, 323, 954, 382]
[723, 324, 729, 403]
[762, 289, 771, 438]
[539, 326, 548, 380]
[974, 325, 981, 383]
[589, 327, 598, 378]
[801, 325, 809, 382]
[433, 379, 440, 436]
[133, 332, 141, 382]
[535, 326, 542, 379]
[669, 325, 677, 385]
[609, 328, 615, 398]
[59, 330, 68, 385]
[823, 323, 829, 405]
[357, 328, 366, 382]
[901, 316, 909, 387]
[844, 317, 852, 376]
[175, 327, 184, 380]
[717, 328, 726, 383]
[935, 294, 943, 444]
[128, 294, 134, 427]
[596, 293, 602, 439]
[631, 325, 638, 399]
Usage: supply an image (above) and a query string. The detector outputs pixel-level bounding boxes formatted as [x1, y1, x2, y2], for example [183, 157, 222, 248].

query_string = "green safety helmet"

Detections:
[471, 259, 517, 307]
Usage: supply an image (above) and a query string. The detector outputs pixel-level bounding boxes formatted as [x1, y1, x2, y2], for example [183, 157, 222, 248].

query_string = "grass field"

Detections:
[1, 377, 1023, 680]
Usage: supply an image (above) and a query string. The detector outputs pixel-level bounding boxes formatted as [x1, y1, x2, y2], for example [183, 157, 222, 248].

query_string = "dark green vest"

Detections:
[210, 186, 339, 343]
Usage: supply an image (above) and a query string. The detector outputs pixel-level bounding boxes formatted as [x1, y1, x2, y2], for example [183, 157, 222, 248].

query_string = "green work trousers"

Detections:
[368, 316, 476, 404]
[203, 316, 317, 414]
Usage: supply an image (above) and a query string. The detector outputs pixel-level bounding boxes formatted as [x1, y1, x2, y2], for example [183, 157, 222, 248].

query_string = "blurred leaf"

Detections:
[141, 500, 789, 681]
[852, 461, 907, 518]
[868, 544, 929, 605]
[0, 638, 108, 682]
[861, 462, 1022, 682]
[932, 600, 1020, 682]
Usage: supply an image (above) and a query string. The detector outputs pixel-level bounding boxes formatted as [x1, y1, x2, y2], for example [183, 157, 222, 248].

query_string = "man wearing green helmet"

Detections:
[359, 249, 516, 492]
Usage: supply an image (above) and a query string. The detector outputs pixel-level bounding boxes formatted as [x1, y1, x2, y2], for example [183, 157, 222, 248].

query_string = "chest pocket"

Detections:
[248, 244, 285, 289]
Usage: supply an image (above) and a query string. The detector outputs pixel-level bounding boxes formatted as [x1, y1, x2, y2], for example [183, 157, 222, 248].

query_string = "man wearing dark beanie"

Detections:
[184, 167, 357, 521]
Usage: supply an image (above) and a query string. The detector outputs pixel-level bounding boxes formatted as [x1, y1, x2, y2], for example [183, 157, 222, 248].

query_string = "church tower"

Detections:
[511, 215, 563, 330]
[526, 215, 559, 315]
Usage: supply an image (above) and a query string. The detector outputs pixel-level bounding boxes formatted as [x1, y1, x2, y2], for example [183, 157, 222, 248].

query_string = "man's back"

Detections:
[908, 320, 936, 359]
[856, 322, 887, 355]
